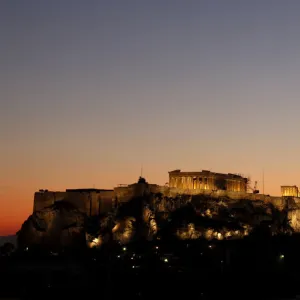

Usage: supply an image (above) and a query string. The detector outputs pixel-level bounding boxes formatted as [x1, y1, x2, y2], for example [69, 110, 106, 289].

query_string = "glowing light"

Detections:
[112, 224, 120, 233]
[131, 257, 134, 260]
[208, 245, 212, 249]
[164, 258, 168, 263]
[92, 238, 99, 244]
[123, 247, 127, 251]
[132, 266, 135, 269]
[155, 246, 159, 250]
[280, 254, 284, 259]
[88, 237, 102, 249]
[117, 255, 120, 258]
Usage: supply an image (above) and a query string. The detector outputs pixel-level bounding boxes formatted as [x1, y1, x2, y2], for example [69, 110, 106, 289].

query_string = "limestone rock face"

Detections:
[18, 189, 300, 250]
[288, 209, 300, 232]
[17, 201, 86, 251]
[113, 217, 136, 244]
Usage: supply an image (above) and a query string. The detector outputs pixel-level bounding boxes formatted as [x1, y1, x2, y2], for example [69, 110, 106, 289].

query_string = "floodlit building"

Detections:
[168, 169, 247, 192]
[281, 185, 299, 197]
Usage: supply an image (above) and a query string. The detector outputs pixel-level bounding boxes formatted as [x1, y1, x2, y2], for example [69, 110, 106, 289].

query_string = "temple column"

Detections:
[189, 177, 192, 189]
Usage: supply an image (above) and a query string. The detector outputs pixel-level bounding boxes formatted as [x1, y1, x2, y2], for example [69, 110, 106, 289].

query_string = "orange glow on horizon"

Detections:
[0, 169, 285, 236]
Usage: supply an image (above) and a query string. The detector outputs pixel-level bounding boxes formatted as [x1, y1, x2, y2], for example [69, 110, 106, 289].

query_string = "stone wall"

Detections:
[34, 192, 66, 211]
[98, 190, 114, 213]
[114, 183, 162, 203]
[113, 183, 278, 203]
[113, 183, 289, 214]
[33, 190, 114, 216]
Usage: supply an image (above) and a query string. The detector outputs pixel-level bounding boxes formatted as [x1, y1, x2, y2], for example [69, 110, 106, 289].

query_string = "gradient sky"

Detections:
[1, 0, 300, 235]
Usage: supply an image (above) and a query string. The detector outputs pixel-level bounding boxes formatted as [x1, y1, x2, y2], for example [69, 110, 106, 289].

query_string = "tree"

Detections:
[0, 242, 15, 256]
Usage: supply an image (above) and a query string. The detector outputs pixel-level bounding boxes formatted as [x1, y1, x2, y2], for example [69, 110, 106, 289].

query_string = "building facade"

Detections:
[281, 185, 299, 197]
[169, 169, 247, 192]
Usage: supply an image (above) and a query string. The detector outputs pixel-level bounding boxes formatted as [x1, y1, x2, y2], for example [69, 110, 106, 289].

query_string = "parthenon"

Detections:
[281, 185, 299, 197]
[168, 169, 247, 192]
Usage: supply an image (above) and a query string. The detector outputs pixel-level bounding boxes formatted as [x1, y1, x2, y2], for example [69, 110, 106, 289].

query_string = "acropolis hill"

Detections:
[17, 169, 300, 250]
[33, 169, 286, 215]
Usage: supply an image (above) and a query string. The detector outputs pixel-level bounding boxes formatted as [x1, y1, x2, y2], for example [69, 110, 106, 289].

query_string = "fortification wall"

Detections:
[34, 184, 294, 218]
[98, 190, 114, 213]
[160, 187, 283, 205]
[33, 190, 114, 215]
[34, 192, 66, 211]
[113, 184, 285, 205]
[114, 183, 161, 203]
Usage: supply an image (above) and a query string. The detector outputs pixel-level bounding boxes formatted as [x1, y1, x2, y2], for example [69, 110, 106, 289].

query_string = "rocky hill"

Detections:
[17, 187, 300, 251]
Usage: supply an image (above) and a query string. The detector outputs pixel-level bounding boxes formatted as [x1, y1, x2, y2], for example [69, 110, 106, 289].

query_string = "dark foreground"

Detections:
[1, 235, 300, 299]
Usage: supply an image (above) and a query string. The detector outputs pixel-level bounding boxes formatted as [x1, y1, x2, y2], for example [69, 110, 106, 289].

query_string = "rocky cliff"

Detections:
[17, 186, 300, 251]
[17, 201, 86, 251]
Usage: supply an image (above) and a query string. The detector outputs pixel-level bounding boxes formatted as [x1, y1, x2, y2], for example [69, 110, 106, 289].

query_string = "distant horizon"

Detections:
[0, 168, 298, 236]
[0, 165, 294, 236]
[1, 167, 286, 236]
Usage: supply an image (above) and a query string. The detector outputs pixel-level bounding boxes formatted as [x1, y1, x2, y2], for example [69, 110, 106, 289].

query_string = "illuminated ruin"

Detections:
[169, 169, 247, 192]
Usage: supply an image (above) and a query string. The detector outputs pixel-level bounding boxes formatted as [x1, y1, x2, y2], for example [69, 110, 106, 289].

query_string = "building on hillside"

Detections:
[168, 169, 247, 192]
[113, 177, 162, 204]
[34, 188, 114, 215]
[281, 185, 299, 197]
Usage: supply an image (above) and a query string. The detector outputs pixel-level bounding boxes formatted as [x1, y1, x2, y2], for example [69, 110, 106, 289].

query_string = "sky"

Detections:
[1, 0, 300, 235]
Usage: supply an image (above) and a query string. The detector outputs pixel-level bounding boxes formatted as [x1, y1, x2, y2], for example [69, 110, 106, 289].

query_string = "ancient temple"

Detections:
[168, 169, 247, 192]
[281, 185, 299, 197]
